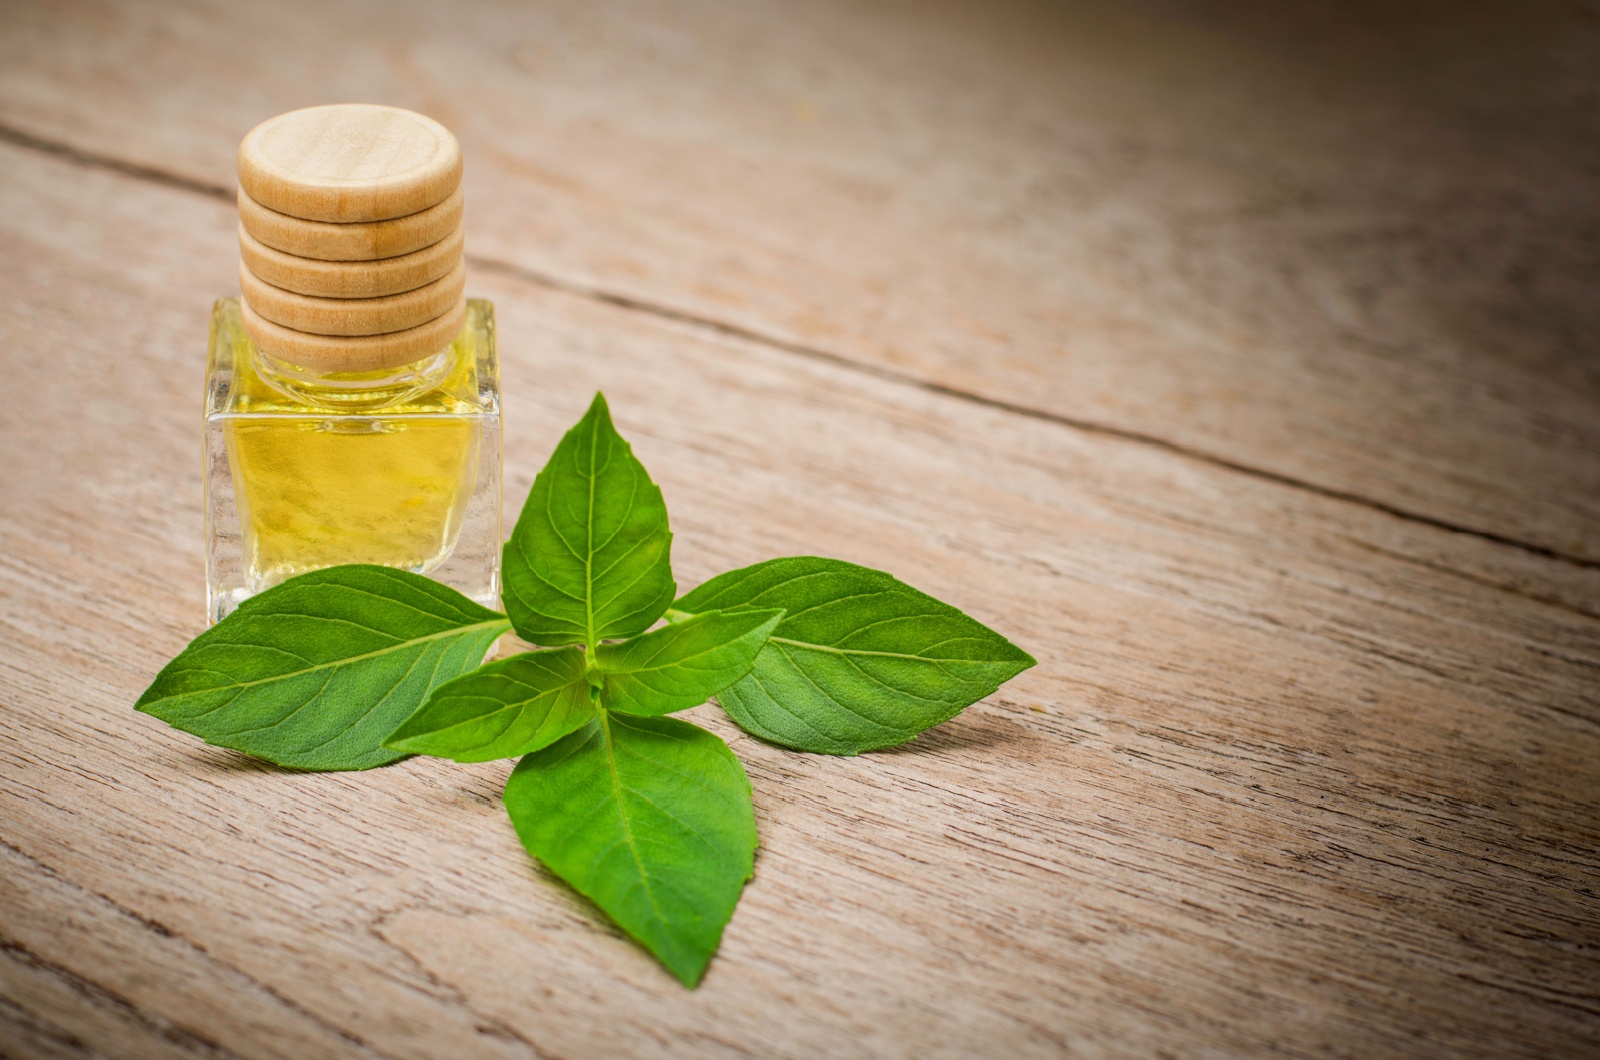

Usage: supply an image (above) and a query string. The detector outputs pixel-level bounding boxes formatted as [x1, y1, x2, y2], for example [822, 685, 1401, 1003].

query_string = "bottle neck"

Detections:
[251, 343, 454, 411]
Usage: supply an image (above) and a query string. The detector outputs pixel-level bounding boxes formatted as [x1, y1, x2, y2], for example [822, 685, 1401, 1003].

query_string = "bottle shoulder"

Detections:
[207, 297, 498, 418]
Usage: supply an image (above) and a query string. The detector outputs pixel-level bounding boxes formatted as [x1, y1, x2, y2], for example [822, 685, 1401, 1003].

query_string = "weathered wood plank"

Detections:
[0, 841, 371, 1060]
[0, 0, 1596, 560]
[1, 139, 1597, 1057]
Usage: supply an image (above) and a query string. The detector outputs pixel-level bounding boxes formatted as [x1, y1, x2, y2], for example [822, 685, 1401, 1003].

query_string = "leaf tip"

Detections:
[671, 960, 709, 989]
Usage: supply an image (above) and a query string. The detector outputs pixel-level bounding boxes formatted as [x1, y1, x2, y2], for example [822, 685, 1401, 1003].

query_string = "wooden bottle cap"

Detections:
[234, 105, 471, 371]
[240, 259, 466, 336]
[240, 296, 468, 373]
[238, 185, 463, 261]
[239, 223, 463, 298]
[238, 104, 462, 223]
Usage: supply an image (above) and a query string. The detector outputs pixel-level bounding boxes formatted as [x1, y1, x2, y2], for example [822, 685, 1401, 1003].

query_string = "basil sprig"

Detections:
[138, 392, 1034, 985]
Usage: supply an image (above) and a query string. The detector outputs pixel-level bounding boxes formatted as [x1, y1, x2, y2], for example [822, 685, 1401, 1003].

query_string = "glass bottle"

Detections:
[203, 299, 500, 623]
[204, 104, 500, 622]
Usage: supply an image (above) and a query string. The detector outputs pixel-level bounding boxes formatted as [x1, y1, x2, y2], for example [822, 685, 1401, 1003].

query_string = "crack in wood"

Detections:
[366, 909, 557, 1060]
[1342, 537, 1600, 625]
[0, 837, 391, 1059]
[1, 119, 1594, 574]
[0, 938, 242, 1059]
[0, 993, 95, 1057]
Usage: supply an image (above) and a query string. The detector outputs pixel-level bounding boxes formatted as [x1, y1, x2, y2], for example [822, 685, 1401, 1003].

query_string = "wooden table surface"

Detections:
[2, 1, 1597, 1056]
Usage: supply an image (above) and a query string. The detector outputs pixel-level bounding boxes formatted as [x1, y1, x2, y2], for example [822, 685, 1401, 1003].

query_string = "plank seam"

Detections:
[467, 253, 1600, 573]
[2, 120, 1593, 573]
[0, 123, 234, 203]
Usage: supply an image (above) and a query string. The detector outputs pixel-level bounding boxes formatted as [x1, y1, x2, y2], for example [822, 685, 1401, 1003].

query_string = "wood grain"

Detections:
[1, 2, 1598, 1057]
[0, 0, 1596, 559]
[2, 133, 1598, 1057]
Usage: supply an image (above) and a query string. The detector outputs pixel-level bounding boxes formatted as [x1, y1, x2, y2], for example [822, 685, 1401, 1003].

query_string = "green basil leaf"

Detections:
[135, 566, 510, 771]
[503, 713, 756, 987]
[675, 557, 1036, 755]
[595, 609, 784, 717]
[502, 392, 674, 648]
[381, 647, 592, 762]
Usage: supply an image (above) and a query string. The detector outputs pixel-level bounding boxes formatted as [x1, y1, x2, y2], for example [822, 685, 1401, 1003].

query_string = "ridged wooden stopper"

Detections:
[235, 104, 469, 371]
[239, 223, 463, 299]
[238, 185, 463, 262]
[238, 104, 461, 222]
[240, 259, 466, 336]
[241, 297, 467, 373]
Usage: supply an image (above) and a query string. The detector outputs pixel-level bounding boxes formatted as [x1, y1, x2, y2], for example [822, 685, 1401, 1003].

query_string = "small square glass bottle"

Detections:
[205, 104, 500, 622]
[204, 299, 501, 622]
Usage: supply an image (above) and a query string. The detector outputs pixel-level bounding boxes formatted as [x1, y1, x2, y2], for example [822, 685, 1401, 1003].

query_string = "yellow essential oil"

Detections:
[227, 415, 478, 582]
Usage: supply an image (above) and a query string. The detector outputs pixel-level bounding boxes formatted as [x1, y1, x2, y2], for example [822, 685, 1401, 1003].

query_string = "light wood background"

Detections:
[2, 1, 1598, 1056]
